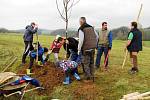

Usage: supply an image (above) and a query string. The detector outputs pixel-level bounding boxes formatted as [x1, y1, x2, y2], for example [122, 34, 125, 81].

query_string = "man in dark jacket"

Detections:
[63, 37, 79, 61]
[22, 22, 38, 65]
[63, 37, 84, 73]
[126, 22, 142, 74]
[78, 17, 98, 81]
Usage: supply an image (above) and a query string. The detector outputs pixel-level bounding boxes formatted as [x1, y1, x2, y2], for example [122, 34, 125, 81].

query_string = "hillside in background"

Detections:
[143, 28, 150, 41]
[13, 28, 52, 35]
[111, 27, 150, 40]
[50, 29, 78, 37]
[112, 26, 130, 40]
[49, 27, 150, 40]
[0, 26, 150, 40]
[0, 28, 17, 33]
[0, 28, 52, 34]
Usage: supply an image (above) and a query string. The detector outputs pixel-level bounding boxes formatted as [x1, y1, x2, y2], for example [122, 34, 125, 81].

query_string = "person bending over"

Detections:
[27, 43, 48, 74]
[55, 60, 80, 85]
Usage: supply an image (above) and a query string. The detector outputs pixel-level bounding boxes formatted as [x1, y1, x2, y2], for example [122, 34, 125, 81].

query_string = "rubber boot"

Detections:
[63, 77, 70, 85]
[26, 69, 33, 75]
[73, 73, 80, 81]
[129, 67, 139, 74]
[38, 61, 41, 65]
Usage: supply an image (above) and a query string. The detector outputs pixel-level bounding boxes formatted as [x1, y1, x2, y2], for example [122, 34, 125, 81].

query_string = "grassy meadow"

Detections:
[0, 33, 150, 100]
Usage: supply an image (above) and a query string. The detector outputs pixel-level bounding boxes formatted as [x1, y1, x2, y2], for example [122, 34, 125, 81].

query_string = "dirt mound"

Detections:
[17, 62, 65, 95]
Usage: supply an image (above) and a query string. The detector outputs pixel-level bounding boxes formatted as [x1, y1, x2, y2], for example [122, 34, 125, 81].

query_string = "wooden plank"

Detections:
[127, 92, 150, 100]
[123, 92, 140, 99]
[2, 57, 17, 72]
[0, 72, 16, 85]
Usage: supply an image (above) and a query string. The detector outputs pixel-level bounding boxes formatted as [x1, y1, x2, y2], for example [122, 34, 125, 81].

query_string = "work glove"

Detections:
[78, 51, 81, 55]
[65, 40, 69, 44]
[76, 51, 82, 65]
[34, 24, 38, 29]
[26, 69, 33, 75]
[48, 50, 52, 54]
[66, 54, 70, 58]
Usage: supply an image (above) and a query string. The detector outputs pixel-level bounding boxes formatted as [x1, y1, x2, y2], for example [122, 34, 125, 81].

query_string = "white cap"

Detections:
[55, 35, 61, 40]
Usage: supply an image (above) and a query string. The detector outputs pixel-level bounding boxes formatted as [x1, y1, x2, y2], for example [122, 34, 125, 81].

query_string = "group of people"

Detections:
[21, 17, 142, 85]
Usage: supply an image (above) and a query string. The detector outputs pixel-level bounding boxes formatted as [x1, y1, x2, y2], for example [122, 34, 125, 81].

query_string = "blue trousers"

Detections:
[65, 68, 78, 77]
[69, 49, 78, 61]
[95, 46, 109, 68]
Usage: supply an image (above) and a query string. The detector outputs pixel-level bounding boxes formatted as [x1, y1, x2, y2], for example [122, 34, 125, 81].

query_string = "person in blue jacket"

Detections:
[28, 42, 48, 74]
[95, 22, 113, 71]
[22, 22, 38, 65]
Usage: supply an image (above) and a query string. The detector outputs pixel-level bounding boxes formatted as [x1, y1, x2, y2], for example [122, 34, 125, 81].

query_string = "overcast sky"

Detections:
[0, 0, 149, 30]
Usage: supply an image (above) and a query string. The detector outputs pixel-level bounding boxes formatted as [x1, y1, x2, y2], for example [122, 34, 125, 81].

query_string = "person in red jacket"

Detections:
[49, 36, 64, 62]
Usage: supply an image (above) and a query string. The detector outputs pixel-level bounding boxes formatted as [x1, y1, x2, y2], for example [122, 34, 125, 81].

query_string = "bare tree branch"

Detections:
[73, 0, 80, 6]
[56, 0, 80, 21]
[55, 0, 80, 58]
[68, 0, 80, 11]
[67, 0, 74, 11]
[68, 4, 73, 19]
[63, 0, 66, 7]
[56, 0, 66, 21]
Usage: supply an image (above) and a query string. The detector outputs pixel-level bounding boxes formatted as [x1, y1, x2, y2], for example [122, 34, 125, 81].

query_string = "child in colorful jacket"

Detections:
[50, 36, 64, 62]
[55, 60, 80, 85]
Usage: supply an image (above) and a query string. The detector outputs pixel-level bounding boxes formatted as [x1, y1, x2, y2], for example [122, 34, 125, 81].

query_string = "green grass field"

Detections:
[0, 33, 150, 100]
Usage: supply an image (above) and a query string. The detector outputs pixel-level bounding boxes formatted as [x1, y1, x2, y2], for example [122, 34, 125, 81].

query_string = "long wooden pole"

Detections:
[36, 33, 39, 63]
[65, 1, 68, 59]
[137, 4, 143, 22]
[3, 87, 43, 98]
[122, 50, 128, 69]
[104, 50, 110, 67]
[2, 57, 17, 72]
[20, 82, 30, 100]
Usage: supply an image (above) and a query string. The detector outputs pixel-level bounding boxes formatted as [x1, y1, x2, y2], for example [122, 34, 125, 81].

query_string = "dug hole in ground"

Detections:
[17, 61, 100, 100]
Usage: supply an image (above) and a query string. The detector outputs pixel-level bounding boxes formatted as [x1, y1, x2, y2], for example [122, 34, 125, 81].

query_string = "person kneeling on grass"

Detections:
[55, 60, 80, 85]
[27, 43, 49, 74]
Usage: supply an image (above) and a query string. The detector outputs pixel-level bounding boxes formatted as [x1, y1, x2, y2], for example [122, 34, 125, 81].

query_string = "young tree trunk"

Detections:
[55, 0, 80, 58]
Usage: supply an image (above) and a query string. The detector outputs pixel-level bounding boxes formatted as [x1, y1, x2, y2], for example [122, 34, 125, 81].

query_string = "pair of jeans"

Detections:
[22, 41, 34, 64]
[69, 49, 78, 61]
[54, 53, 59, 62]
[65, 68, 78, 77]
[82, 49, 95, 79]
[95, 46, 109, 68]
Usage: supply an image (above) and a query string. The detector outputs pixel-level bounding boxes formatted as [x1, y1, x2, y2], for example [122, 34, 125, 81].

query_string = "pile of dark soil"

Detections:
[17, 62, 65, 95]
